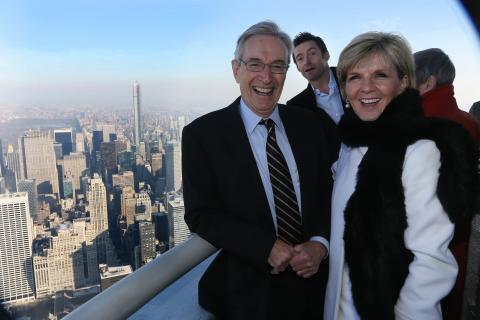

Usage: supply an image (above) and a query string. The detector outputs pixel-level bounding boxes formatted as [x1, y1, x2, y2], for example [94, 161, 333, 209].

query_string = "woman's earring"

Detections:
[345, 99, 351, 108]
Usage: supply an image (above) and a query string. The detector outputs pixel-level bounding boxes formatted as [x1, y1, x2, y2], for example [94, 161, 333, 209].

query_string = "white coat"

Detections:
[324, 140, 458, 320]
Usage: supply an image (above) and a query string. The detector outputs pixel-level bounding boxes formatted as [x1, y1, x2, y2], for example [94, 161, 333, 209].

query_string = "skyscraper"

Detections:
[54, 128, 74, 157]
[17, 179, 38, 218]
[0, 177, 5, 194]
[150, 152, 163, 177]
[62, 178, 74, 199]
[75, 132, 85, 153]
[135, 190, 152, 221]
[165, 140, 182, 192]
[86, 174, 111, 264]
[102, 124, 116, 143]
[99, 142, 117, 185]
[133, 80, 142, 146]
[0, 138, 4, 177]
[32, 225, 86, 296]
[121, 186, 137, 226]
[87, 174, 108, 236]
[176, 115, 187, 141]
[167, 195, 190, 246]
[5, 144, 21, 191]
[53, 142, 63, 160]
[19, 130, 60, 195]
[153, 211, 169, 252]
[0, 193, 35, 303]
[112, 171, 135, 190]
[137, 141, 147, 161]
[59, 152, 87, 193]
[135, 221, 156, 266]
[91, 130, 104, 174]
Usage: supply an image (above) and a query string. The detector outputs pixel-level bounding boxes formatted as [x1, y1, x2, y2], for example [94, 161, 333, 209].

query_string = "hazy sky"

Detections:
[0, 0, 479, 113]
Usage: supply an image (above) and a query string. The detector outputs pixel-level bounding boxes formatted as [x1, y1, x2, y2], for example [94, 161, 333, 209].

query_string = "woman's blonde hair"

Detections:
[337, 32, 415, 97]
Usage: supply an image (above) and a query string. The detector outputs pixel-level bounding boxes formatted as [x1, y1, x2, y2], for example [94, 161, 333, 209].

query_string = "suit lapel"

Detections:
[330, 66, 346, 109]
[305, 84, 318, 111]
[220, 99, 276, 230]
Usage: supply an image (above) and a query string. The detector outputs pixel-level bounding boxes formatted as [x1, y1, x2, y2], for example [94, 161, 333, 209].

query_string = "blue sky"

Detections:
[0, 0, 479, 112]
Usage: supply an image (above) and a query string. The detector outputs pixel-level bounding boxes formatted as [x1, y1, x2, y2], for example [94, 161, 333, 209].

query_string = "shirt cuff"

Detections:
[309, 236, 329, 259]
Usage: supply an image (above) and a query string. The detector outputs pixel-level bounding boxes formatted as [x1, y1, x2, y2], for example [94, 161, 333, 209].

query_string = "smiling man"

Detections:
[182, 21, 333, 320]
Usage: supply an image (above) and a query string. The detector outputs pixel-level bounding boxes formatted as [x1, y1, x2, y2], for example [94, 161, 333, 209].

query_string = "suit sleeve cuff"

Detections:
[309, 236, 329, 259]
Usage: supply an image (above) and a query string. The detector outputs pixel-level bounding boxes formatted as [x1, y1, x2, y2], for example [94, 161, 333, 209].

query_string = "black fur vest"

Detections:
[338, 88, 478, 320]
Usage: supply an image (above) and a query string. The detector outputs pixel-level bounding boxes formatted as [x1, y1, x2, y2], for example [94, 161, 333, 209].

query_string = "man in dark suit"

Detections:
[287, 32, 344, 161]
[182, 21, 333, 320]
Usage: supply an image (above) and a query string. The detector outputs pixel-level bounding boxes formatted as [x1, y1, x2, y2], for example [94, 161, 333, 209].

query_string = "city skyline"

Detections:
[0, 0, 479, 112]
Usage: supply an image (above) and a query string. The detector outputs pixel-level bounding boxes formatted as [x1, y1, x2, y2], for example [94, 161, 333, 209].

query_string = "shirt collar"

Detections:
[312, 68, 337, 96]
[239, 98, 282, 135]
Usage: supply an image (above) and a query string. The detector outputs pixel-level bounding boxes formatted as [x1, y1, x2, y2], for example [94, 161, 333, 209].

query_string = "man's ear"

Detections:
[232, 59, 240, 83]
[323, 51, 330, 62]
[426, 75, 437, 90]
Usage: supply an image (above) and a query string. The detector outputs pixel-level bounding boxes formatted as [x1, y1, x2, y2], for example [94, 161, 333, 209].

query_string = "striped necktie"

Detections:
[260, 118, 303, 245]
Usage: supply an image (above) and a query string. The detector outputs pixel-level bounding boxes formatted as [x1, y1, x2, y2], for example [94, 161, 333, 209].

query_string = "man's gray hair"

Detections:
[234, 21, 292, 63]
[414, 48, 455, 87]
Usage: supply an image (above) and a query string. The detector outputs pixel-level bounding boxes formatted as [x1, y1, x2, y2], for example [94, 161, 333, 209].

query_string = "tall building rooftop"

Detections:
[99, 264, 133, 280]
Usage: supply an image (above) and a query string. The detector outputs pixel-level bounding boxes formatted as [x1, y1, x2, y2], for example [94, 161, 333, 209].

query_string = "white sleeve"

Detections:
[394, 140, 457, 320]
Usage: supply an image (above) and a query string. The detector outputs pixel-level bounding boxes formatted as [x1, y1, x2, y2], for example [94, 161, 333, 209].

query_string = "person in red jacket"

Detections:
[414, 48, 480, 320]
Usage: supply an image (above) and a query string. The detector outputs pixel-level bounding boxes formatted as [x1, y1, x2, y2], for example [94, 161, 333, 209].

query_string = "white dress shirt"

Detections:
[313, 69, 344, 124]
[239, 99, 329, 250]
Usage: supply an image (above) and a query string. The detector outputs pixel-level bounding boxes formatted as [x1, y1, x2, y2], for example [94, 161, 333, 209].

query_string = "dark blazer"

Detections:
[286, 67, 344, 164]
[182, 98, 333, 320]
[286, 67, 345, 115]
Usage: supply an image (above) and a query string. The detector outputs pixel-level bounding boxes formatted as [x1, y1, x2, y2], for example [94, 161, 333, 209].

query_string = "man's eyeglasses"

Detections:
[239, 59, 289, 74]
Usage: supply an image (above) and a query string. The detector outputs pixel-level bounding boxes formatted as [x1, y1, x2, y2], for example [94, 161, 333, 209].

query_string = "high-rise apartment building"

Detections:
[19, 130, 60, 195]
[17, 179, 38, 218]
[133, 80, 142, 146]
[165, 140, 182, 192]
[167, 195, 190, 246]
[0, 193, 35, 303]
